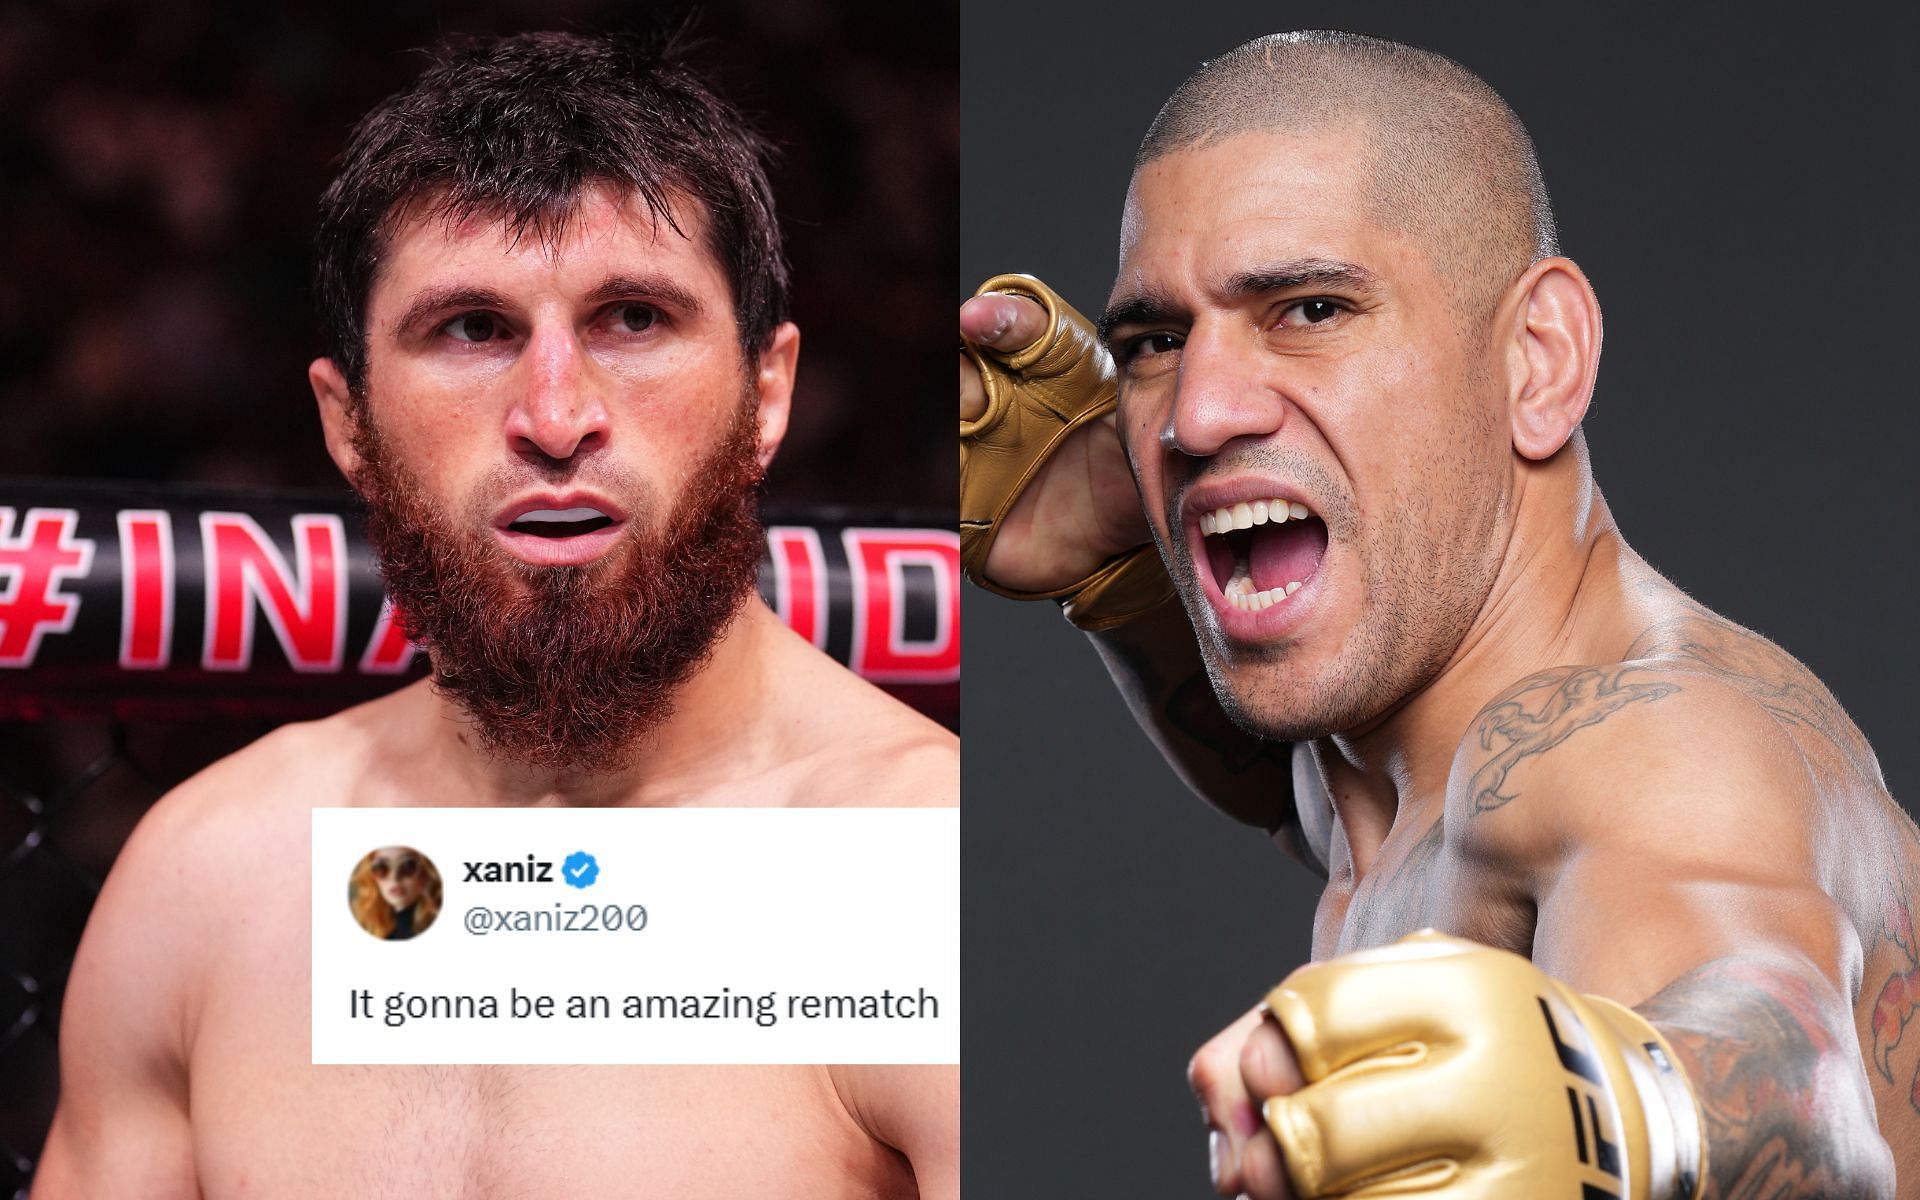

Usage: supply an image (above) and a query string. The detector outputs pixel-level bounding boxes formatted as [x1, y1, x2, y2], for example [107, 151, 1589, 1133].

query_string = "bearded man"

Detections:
[34, 32, 956, 1198]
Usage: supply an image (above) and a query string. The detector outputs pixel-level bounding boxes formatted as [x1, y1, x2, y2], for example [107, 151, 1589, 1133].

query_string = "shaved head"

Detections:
[1137, 30, 1557, 321]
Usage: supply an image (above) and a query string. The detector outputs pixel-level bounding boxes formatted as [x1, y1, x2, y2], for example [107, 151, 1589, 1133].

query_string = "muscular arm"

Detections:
[1542, 861, 1892, 1197]
[1639, 957, 1889, 1198]
[1482, 670, 1896, 1197]
[32, 790, 205, 1198]
[1088, 602, 1320, 874]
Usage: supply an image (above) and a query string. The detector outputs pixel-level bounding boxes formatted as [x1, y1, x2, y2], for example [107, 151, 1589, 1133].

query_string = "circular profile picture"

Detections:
[348, 846, 444, 941]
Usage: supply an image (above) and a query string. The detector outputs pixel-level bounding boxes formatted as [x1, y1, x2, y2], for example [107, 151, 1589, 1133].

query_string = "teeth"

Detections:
[515, 507, 608, 523]
[1202, 499, 1319, 612]
[1225, 581, 1304, 612]
[1221, 577, 1309, 612]
[1202, 497, 1310, 538]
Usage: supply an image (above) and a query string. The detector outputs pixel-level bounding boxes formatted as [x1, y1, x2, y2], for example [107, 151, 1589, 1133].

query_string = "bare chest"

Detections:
[1310, 814, 1533, 962]
[188, 1059, 897, 1199]
[186, 914, 908, 1198]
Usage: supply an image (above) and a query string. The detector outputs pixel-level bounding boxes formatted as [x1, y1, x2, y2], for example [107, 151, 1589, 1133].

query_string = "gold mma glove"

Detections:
[960, 273, 1172, 631]
[1260, 931, 1706, 1199]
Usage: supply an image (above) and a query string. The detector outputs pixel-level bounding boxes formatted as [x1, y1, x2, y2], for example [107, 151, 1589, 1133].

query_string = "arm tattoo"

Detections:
[1869, 897, 1920, 1108]
[1868, 834, 1920, 1118]
[1639, 959, 1892, 1199]
[1465, 665, 1680, 813]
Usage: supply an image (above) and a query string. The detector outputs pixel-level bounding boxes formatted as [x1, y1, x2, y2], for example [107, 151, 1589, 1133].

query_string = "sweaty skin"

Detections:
[37, 188, 958, 1199]
[961, 128, 1911, 1197]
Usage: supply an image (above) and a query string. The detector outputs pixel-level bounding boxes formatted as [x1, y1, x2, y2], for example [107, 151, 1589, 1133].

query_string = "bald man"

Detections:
[961, 30, 1913, 1199]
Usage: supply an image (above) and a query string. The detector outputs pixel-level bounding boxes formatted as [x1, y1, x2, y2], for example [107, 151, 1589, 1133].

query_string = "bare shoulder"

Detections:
[1623, 606, 1882, 784]
[828, 1064, 959, 1200]
[119, 718, 338, 878]
[761, 624, 958, 807]
[1445, 649, 1820, 872]
[40, 705, 386, 1196]
[827, 691, 956, 806]
[60, 723, 305, 1042]
[803, 687, 958, 807]
[103, 684, 421, 906]
[150, 689, 409, 828]
[60, 689, 417, 1059]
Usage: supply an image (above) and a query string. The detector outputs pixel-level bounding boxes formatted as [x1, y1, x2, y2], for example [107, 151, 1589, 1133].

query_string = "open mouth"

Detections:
[1198, 497, 1329, 613]
[505, 507, 618, 539]
[494, 497, 629, 567]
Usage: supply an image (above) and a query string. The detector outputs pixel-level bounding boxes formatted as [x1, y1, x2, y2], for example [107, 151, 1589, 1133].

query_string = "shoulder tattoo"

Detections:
[1465, 664, 1680, 814]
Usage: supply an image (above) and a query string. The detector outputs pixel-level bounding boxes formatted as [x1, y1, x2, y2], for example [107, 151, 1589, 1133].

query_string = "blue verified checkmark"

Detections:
[561, 850, 600, 889]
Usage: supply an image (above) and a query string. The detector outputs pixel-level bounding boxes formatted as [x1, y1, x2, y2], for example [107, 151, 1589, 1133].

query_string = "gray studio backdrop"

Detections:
[960, 3, 1920, 1195]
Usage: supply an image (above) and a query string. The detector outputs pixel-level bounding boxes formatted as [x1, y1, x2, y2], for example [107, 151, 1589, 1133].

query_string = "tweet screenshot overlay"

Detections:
[312, 808, 957, 1064]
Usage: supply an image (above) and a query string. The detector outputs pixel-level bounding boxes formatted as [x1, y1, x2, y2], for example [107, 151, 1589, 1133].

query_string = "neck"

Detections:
[426, 597, 792, 806]
[1316, 444, 1649, 829]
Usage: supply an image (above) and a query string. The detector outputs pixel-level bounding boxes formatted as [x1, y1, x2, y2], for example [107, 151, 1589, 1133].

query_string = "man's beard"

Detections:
[350, 404, 767, 773]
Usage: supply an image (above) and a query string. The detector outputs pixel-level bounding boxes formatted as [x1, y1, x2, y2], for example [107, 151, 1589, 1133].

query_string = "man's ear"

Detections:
[309, 357, 364, 482]
[751, 322, 800, 470]
[1502, 258, 1602, 461]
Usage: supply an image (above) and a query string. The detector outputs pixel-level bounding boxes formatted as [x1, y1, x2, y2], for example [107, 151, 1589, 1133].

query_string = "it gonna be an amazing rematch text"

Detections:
[312, 808, 958, 1065]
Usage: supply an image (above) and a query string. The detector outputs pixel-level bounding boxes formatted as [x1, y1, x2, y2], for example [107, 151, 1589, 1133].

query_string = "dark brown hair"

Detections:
[314, 30, 790, 392]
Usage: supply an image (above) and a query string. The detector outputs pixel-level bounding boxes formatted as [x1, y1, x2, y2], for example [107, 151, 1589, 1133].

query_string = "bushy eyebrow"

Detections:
[1099, 258, 1383, 348]
[582, 273, 705, 317]
[390, 286, 508, 339]
[388, 273, 706, 339]
[1097, 293, 1180, 347]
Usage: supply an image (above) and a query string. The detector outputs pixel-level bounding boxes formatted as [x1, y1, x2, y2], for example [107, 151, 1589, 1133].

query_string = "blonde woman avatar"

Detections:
[348, 846, 442, 940]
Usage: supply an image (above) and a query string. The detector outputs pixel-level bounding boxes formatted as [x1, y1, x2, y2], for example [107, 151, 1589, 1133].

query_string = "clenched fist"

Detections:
[1190, 932, 1704, 1199]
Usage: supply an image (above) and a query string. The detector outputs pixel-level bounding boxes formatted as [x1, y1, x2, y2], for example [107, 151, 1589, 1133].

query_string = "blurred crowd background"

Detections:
[0, 0, 955, 509]
[0, 3, 954, 1192]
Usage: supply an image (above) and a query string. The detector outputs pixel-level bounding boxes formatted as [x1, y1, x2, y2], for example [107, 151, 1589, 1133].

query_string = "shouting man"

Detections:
[39, 32, 957, 1198]
[962, 30, 1910, 1199]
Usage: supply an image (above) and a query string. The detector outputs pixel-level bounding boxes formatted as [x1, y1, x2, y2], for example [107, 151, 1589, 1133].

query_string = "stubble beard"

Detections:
[1177, 391, 1507, 745]
[349, 399, 767, 774]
